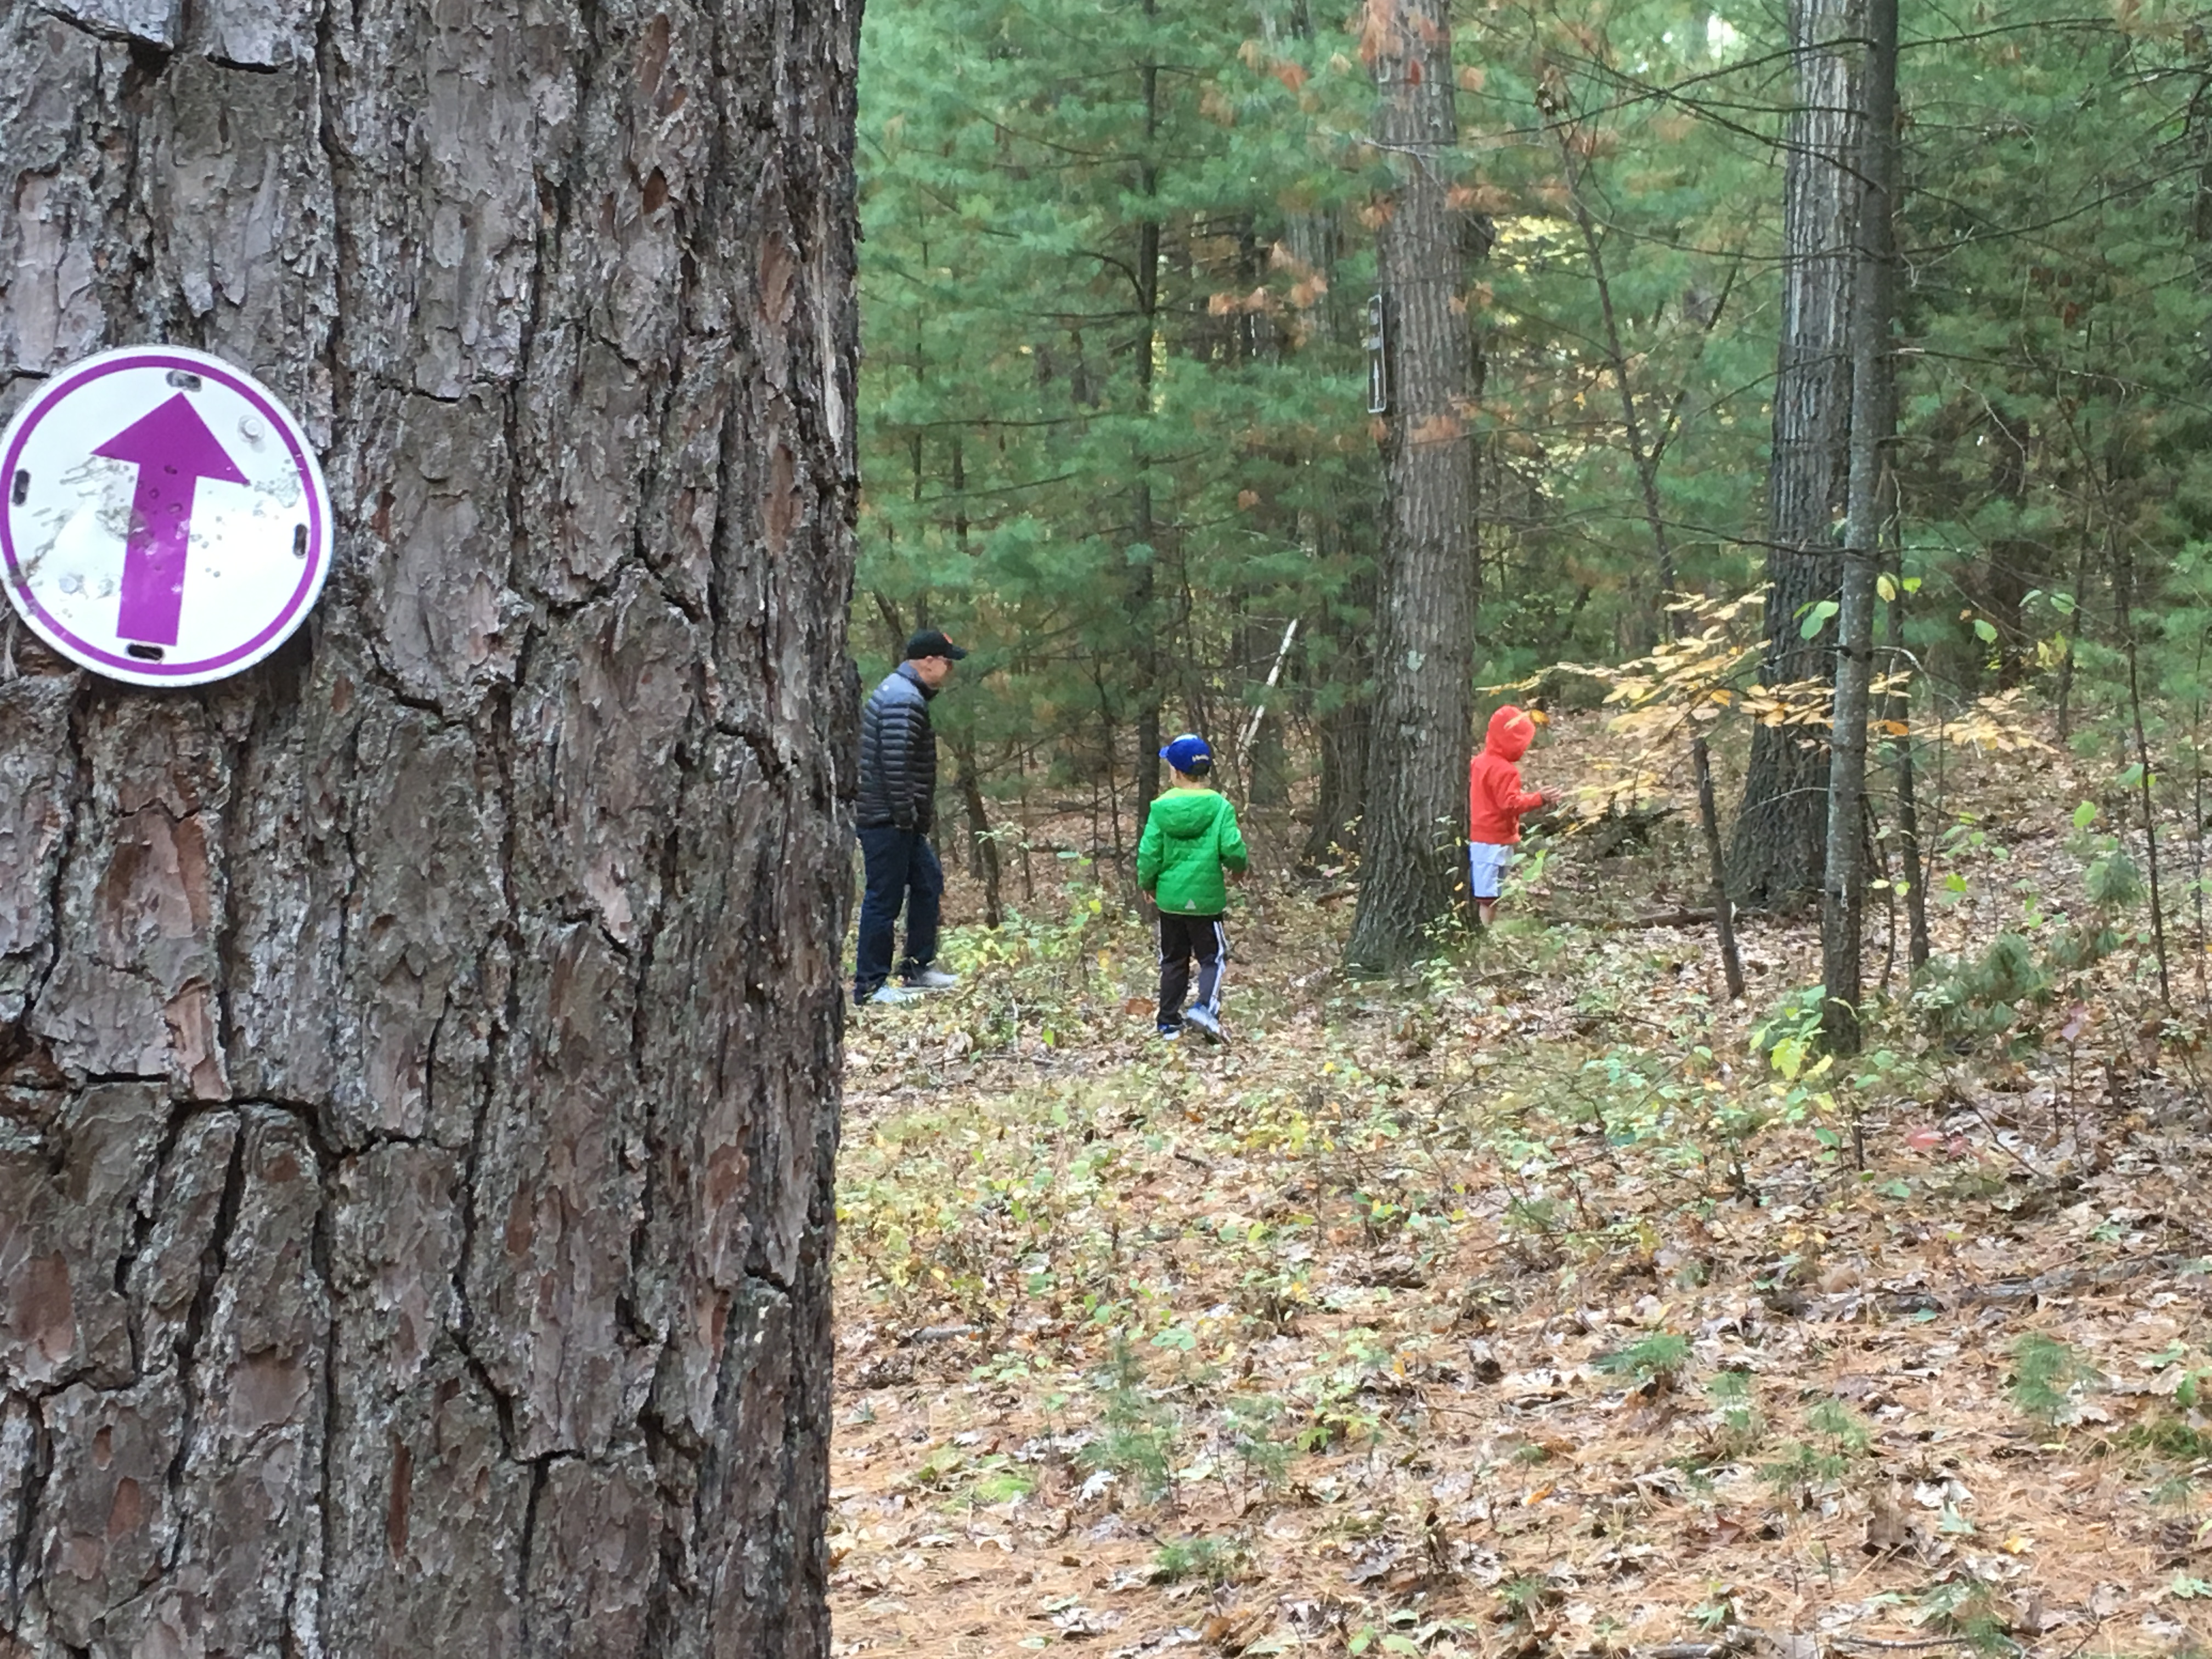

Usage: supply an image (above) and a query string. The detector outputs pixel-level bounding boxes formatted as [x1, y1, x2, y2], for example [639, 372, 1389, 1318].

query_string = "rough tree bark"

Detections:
[1342, 0, 1480, 970]
[0, 0, 858, 1652]
[1728, 0, 1861, 912]
[1820, 0, 1897, 1053]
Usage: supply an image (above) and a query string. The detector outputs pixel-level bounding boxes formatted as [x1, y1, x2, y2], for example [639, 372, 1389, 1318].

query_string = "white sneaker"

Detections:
[1184, 1006, 1226, 1044]
[865, 984, 923, 1005]
[905, 967, 960, 991]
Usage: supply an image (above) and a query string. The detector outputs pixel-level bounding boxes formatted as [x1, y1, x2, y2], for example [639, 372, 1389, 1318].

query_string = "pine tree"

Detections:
[1342, 0, 1483, 969]
[1730, 0, 1863, 913]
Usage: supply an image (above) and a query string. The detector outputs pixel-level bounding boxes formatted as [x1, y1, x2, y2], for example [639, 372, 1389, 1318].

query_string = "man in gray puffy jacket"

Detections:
[854, 629, 968, 1005]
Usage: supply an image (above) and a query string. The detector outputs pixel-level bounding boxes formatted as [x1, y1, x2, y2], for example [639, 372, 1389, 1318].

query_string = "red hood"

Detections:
[1485, 704, 1535, 762]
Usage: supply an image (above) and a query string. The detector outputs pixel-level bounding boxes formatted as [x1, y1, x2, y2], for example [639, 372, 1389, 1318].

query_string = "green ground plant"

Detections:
[1222, 1394, 1294, 1496]
[1595, 1331, 1693, 1391]
[1149, 1534, 1245, 1585]
[2009, 1332, 2096, 1432]
[1761, 1398, 1873, 1505]
[1081, 1334, 1180, 1502]
[1704, 1369, 1767, 1460]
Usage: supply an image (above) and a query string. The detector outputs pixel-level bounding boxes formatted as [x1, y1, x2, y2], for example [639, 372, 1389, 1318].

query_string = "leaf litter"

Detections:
[830, 715, 2212, 1658]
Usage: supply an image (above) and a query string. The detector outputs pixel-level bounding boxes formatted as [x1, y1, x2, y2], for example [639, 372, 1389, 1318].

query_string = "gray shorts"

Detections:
[1468, 842, 1514, 899]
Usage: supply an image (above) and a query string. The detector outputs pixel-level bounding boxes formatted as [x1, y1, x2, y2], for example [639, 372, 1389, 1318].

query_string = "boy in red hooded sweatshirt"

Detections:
[1468, 704, 1556, 925]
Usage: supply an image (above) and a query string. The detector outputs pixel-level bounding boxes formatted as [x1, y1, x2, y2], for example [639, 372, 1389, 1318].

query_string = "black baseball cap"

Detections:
[904, 629, 969, 661]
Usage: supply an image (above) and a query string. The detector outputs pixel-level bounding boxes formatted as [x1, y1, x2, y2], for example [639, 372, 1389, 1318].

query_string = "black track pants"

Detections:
[1157, 911, 1227, 1032]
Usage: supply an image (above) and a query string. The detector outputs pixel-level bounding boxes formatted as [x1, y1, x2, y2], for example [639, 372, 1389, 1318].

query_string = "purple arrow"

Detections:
[94, 393, 249, 647]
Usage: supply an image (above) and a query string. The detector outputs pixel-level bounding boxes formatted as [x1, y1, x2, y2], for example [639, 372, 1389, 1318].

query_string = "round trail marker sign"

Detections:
[1, 345, 331, 687]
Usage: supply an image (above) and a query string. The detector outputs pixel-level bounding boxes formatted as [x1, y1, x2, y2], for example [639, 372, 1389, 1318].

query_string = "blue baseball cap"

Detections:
[1159, 733, 1212, 771]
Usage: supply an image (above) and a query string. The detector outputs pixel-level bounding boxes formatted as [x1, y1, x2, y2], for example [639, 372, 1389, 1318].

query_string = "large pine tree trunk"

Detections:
[1342, 0, 1479, 970]
[1728, 0, 1861, 912]
[0, 1, 857, 1652]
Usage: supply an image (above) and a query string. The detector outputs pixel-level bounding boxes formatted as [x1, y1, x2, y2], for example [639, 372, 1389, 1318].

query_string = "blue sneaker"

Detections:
[1184, 1007, 1225, 1045]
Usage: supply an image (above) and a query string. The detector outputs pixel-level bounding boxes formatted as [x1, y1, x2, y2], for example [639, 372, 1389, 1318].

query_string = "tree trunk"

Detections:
[2116, 538, 2174, 1010]
[1884, 546, 1932, 972]
[1305, 626, 1373, 861]
[1129, 20, 1165, 834]
[1728, 0, 1862, 912]
[1978, 410, 2038, 690]
[0, 1, 857, 1652]
[1554, 105, 1743, 1001]
[949, 735, 1004, 927]
[1342, 0, 1480, 970]
[1279, 177, 1373, 868]
[1131, 476, 1163, 829]
[1821, 0, 1897, 1054]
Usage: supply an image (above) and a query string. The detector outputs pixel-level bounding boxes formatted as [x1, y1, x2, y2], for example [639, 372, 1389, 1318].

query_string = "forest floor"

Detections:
[826, 714, 2212, 1659]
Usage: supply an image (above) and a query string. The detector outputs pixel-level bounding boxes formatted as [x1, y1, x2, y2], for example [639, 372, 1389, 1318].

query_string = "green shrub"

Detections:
[1150, 1535, 1244, 1585]
[1914, 933, 2051, 1046]
[1595, 1331, 1692, 1389]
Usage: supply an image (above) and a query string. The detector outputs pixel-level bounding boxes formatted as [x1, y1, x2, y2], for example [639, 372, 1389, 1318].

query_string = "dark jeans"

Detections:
[1157, 911, 1227, 1031]
[855, 826, 943, 1000]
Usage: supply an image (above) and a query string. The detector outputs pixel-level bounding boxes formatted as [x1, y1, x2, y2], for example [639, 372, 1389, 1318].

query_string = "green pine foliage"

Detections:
[856, 0, 2212, 876]
[857, 0, 1383, 820]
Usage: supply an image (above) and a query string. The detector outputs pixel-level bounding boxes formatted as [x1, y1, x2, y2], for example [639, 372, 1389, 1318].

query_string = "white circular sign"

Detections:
[1, 346, 332, 687]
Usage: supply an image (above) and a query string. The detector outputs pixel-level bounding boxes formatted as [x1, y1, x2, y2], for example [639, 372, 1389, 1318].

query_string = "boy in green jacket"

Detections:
[1137, 733, 1249, 1043]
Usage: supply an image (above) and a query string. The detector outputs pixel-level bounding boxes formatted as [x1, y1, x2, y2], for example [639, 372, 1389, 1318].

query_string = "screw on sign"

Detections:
[0, 346, 331, 687]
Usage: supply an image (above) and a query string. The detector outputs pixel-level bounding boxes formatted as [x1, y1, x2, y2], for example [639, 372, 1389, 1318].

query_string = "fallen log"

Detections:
[1558, 907, 1721, 929]
[1535, 800, 1679, 857]
[1620, 906, 1718, 929]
